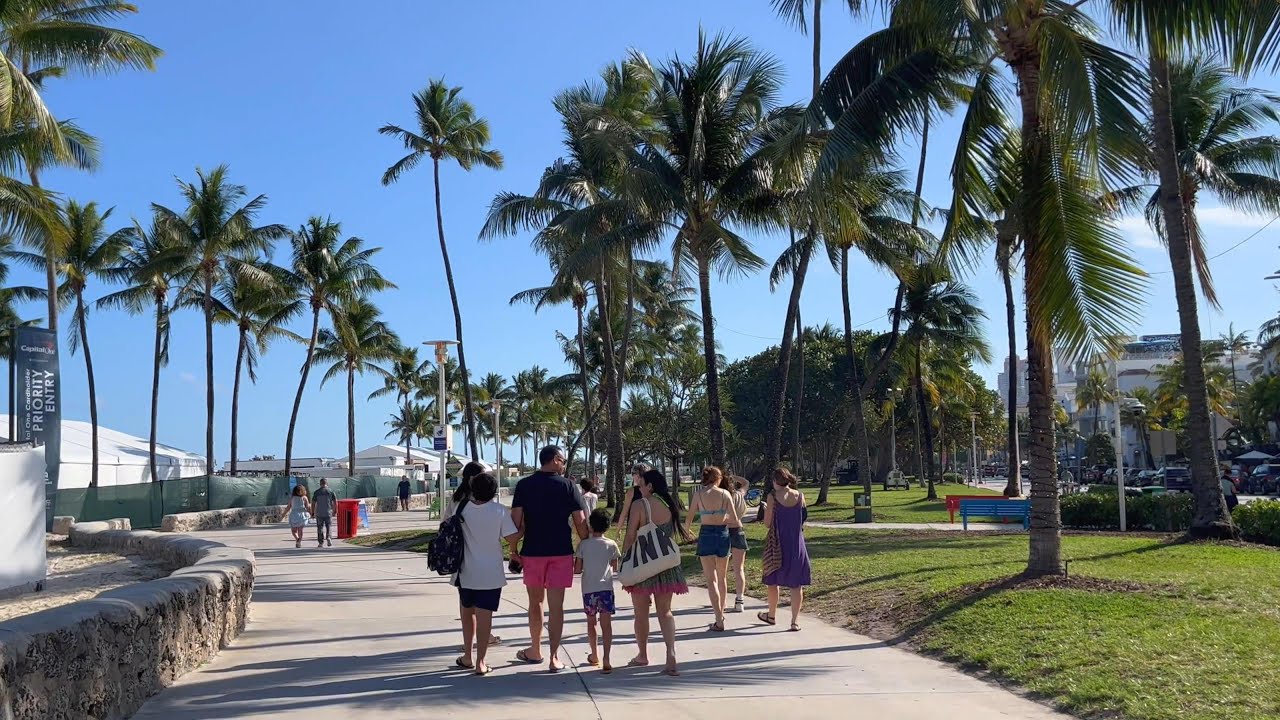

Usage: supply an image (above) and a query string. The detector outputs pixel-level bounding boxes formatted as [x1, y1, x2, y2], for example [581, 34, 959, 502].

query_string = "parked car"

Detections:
[1154, 466, 1192, 493]
[1134, 470, 1160, 487]
[1247, 464, 1280, 495]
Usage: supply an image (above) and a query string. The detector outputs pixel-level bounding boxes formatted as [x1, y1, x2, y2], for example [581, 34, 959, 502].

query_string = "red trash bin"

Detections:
[336, 499, 361, 539]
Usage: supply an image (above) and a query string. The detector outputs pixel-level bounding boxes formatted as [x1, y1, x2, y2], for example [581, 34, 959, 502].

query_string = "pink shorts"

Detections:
[521, 555, 574, 589]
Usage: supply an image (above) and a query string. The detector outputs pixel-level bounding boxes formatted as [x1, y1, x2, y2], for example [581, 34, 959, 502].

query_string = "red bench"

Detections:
[945, 494, 1013, 523]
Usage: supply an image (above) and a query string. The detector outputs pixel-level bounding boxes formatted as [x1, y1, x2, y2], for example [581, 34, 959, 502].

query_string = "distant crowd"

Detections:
[439, 446, 813, 676]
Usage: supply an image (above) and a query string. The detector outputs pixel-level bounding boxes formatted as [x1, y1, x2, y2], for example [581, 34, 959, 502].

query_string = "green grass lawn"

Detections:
[684, 526, 1280, 720]
[346, 529, 435, 552]
[797, 482, 999, 524]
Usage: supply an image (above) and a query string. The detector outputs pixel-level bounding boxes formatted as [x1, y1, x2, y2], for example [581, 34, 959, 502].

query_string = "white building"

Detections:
[1, 416, 205, 488]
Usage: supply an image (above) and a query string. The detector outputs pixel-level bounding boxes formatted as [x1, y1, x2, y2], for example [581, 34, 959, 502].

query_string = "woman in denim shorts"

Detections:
[726, 476, 750, 613]
[685, 466, 741, 632]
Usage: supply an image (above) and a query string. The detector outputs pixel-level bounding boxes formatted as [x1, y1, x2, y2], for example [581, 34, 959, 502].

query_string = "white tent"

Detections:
[1235, 450, 1274, 462]
[1, 416, 206, 488]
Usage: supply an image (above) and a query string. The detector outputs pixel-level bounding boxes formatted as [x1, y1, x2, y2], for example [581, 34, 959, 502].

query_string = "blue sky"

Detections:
[3, 0, 1280, 465]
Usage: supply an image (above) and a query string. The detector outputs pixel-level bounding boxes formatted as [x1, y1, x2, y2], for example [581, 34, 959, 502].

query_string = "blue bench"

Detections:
[959, 499, 1030, 530]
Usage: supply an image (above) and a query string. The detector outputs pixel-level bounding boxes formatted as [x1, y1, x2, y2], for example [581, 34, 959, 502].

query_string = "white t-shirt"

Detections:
[455, 500, 518, 591]
[575, 536, 619, 594]
[582, 491, 598, 514]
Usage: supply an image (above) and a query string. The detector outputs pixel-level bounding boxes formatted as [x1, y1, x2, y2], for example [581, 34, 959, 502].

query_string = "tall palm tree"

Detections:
[764, 0, 869, 478]
[897, 266, 990, 499]
[0, 0, 160, 329]
[370, 344, 429, 463]
[281, 217, 392, 477]
[472, 371, 514, 460]
[314, 298, 399, 477]
[95, 215, 190, 482]
[1219, 325, 1250, 413]
[625, 32, 788, 467]
[50, 200, 130, 486]
[864, 0, 1153, 576]
[380, 78, 503, 461]
[153, 166, 285, 477]
[214, 260, 302, 475]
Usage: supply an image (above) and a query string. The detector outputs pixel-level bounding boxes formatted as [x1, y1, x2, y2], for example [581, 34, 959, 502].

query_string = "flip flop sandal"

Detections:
[455, 657, 474, 670]
[516, 649, 543, 664]
[474, 664, 491, 676]
[756, 611, 776, 626]
[789, 623, 801, 632]
[710, 620, 726, 632]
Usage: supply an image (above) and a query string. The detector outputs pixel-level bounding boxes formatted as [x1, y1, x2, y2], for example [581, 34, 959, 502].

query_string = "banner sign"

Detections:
[13, 327, 61, 530]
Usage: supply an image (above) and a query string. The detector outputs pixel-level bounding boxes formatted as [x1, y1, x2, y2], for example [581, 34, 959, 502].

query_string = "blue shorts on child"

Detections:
[583, 590, 615, 616]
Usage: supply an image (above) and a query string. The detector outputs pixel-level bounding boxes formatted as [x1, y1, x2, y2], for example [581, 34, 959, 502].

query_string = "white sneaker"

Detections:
[734, 598, 745, 613]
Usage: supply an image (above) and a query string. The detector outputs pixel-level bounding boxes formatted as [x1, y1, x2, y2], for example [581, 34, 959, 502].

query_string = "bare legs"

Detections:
[730, 547, 747, 608]
[699, 555, 726, 627]
[524, 586, 566, 670]
[630, 592, 651, 666]
[474, 608, 493, 673]
[586, 612, 614, 672]
[290, 525, 302, 547]
[765, 585, 803, 630]
[654, 592, 679, 676]
[460, 604, 475, 666]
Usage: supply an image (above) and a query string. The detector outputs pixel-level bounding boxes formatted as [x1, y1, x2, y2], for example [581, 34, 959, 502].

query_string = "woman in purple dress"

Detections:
[758, 468, 811, 631]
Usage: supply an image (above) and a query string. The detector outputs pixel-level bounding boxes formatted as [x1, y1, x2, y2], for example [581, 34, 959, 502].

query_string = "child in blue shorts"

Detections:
[575, 509, 620, 672]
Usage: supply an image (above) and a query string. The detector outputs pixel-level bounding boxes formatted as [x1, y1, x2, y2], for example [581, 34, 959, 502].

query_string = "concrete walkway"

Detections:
[807, 521, 1023, 531]
[133, 512, 1066, 720]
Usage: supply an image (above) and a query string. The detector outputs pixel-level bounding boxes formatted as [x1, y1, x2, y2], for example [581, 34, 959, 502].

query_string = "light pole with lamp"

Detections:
[970, 412, 979, 486]
[424, 340, 456, 517]
[490, 398, 505, 490]
[1111, 357, 1127, 532]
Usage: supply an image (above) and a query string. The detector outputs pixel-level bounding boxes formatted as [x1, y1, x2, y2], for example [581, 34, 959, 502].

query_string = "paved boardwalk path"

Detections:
[134, 512, 1066, 720]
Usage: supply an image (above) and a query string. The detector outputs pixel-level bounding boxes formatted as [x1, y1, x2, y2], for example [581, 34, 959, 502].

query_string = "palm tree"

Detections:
[764, 0, 869, 478]
[380, 78, 503, 461]
[214, 260, 302, 475]
[1076, 367, 1114, 440]
[625, 32, 788, 467]
[50, 200, 130, 486]
[281, 217, 392, 477]
[1220, 324, 1251, 418]
[153, 166, 285, 477]
[314, 298, 399, 476]
[370, 345, 429, 464]
[858, 1, 1153, 576]
[386, 401, 431, 462]
[0, 0, 160, 329]
[473, 372, 514, 460]
[95, 216, 190, 483]
[897, 266, 990, 499]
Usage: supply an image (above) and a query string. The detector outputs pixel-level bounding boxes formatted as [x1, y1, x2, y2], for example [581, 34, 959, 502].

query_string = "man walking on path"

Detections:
[511, 445, 588, 671]
[312, 479, 337, 547]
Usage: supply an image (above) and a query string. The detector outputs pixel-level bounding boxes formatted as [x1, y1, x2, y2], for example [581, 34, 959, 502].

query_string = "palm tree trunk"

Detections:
[203, 274, 216, 477]
[231, 328, 246, 476]
[432, 157, 480, 461]
[576, 301, 593, 475]
[1149, 52, 1233, 538]
[697, 253, 727, 467]
[764, 228, 811, 473]
[792, 310, 805, 472]
[285, 307, 322, 477]
[595, 274, 626, 508]
[1014, 50, 1064, 577]
[30, 169, 57, 333]
[347, 366, 356, 477]
[76, 293, 99, 487]
[1001, 257, 1021, 496]
[149, 303, 163, 484]
[915, 341, 939, 500]
[835, 246, 870, 506]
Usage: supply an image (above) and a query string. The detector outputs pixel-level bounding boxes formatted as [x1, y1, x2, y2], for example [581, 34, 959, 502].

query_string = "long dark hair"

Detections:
[640, 469, 691, 540]
[453, 461, 486, 503]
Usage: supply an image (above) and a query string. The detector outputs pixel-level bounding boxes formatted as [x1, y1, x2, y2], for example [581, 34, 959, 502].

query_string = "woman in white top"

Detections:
[453, 472, 521, 676]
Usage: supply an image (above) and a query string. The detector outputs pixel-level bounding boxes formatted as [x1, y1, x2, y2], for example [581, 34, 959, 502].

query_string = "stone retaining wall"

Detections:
[160, 492, 434, 533]
[0, 521, 255, 720]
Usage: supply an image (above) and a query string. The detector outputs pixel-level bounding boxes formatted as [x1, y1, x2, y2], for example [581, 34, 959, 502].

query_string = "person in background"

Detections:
[453, 472, 521, 676]
[614, 463, 648, 530]
[575, 508, 620, 673]
[622, 469, 690, 677]
[398, 476, 412, 512]
[580, 477, 599, 514]
[312, 478, 337, 548]
[685, 466, 738, 632]
[287, 483, 311, 549]
[1221, 467, 1239, 511]
[511, 445, 589, 672]
[727, 475, 750, 613]
[759, 468, 811, 632]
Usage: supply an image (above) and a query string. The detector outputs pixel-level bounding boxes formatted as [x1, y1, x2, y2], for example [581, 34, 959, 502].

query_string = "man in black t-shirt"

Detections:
[511, 445, 588, 671]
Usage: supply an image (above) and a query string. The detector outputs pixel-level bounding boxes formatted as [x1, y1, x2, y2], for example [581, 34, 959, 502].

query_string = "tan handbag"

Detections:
[618, 497, 682, 585]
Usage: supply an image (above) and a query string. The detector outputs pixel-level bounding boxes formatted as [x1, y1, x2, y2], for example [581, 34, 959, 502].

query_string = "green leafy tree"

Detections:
[380, 78, 503, 461]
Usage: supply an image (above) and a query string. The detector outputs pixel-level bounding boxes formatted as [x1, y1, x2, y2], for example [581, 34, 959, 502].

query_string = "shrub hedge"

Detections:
[1233, 500, 1280, 547]
[1060, 492, 1194, 532]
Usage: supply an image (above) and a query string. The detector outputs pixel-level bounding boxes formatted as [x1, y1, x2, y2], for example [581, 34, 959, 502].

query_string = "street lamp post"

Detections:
[890, 388, 899, 472]
[424, 340, 456, 517]
[490, 398, 504, 486]
[1112, 358, 1126, 532]
[970, 412, 978, 485]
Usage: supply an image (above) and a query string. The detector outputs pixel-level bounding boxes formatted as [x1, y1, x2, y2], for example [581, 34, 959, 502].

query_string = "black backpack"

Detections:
[427, 500, 466, 576]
